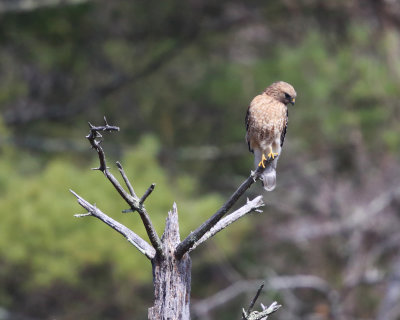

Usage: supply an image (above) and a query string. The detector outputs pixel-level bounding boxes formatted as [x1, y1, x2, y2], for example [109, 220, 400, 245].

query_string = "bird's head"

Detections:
[264, 81, 297, 106]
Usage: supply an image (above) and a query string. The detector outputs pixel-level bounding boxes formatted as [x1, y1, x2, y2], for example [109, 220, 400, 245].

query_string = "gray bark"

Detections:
[148, 203, 192, 320]
[71, 120, 275, 320]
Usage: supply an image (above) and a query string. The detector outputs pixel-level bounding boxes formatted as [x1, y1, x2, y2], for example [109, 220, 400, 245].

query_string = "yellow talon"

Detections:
[267, 146, 278, 160]
[258, 154, 267, 168]
[267, 151, 279, 159]
[258, 148, 279, 168]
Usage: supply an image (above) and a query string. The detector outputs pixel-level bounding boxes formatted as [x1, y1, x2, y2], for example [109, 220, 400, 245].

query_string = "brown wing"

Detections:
[245, 105, 253, 153]
[280, 108, 288, 147]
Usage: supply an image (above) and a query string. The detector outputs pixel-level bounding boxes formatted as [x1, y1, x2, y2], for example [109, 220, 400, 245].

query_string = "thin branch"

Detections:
[121, 183, 155, 214]
[193, 275, 339, 318]
[175, 159, 273, 259]
[116, 161, 137, 198]
[87, 119, 119, 171]
[241, 284, 280, 320]
[189, 196, 264, 252]
[85, 119, 164, 258]
[70, 189, 156, 259]
[244, 283, 265, 319]
[74, 212, 91, 217]
[140, 183, 156, 204]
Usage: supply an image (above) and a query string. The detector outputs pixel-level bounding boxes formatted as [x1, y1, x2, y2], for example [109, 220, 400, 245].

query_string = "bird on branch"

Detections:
[245, 81, 297, 191]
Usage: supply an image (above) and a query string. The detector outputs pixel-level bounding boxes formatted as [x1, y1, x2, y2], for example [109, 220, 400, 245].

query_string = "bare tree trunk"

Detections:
[148, 204, 192, 320]
[71, 120, 273, 320]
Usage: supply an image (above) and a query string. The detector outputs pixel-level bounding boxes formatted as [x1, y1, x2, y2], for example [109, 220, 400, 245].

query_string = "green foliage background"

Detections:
[0, 1, 399, 319]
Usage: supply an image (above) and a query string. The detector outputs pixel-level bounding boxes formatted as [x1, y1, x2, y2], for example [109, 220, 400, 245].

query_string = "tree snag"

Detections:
[70, 118, 276, 319]
[148, 204, 192, 319]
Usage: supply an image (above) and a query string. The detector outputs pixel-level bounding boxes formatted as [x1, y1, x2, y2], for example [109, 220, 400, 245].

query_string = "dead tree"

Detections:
[70, 119, 278, 320]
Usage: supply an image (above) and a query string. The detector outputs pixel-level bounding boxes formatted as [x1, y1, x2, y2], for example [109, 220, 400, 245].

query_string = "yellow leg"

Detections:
[267, 146, 279, 160]
[258, 153, 267, 168]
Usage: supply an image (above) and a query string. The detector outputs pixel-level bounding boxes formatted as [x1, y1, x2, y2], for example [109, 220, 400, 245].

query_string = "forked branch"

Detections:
[242, 301, 281, 320]
[189, 196, 264, 252]
[75, 118, 163, 258]
[242, 283, 281, 320]
[70, 119, 282, 319]
[175, 159, 273, 259]
[244, 283, 265, 318]
[70, 190, 156, 259]
[116, 161, 137, 198]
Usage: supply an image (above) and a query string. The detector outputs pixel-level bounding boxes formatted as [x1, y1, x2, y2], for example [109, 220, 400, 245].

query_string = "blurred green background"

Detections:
[0, 1, 400, 319]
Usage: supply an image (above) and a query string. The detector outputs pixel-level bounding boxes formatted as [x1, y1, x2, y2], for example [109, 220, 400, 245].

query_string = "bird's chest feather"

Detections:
[249, 99, 286, 139]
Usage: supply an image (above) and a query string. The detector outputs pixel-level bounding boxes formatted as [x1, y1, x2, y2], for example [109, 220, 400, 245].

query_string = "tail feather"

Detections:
[261, 164, 276, 191]
[261, 157, 278, 191]
[253, 149, 278, 191]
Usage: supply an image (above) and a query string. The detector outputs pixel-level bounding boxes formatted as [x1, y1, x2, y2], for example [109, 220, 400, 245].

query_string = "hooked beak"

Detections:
[290, 97, 296, 105]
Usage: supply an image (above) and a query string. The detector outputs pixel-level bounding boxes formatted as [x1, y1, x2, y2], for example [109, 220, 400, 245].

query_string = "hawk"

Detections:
[245, 81, 296, 191]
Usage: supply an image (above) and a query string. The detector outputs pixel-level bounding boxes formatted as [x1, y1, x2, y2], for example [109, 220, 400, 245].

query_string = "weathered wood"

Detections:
[189, 196, 264, 252]
[86, 119, 164, 258]
[175, 159, 273, 260]
[148, 203, 192, 320]
[72, 120, 279, 319]
[71, 189, 156, 259]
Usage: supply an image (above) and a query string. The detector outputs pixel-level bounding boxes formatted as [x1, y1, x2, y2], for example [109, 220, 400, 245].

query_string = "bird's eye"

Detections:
[284, 93, 291, 99]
